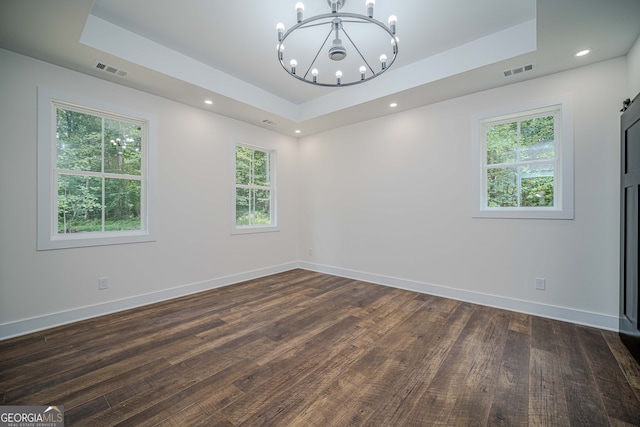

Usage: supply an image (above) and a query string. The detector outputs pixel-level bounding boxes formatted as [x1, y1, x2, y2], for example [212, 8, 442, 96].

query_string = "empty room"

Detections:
[2, 0, 640, 425]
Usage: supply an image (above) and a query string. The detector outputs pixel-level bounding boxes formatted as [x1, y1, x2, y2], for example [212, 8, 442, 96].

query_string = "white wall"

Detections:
[298, 58, 626, 329]
[0, 47, 629, 338]
[628, 34, 640, 98]
[0, 49, 299, 338]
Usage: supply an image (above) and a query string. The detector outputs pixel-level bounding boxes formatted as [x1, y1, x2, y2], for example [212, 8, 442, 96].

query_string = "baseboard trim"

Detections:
[1, 260, 618, 340]
[298, 262, 619, 332]
[0, 262, 298, 340]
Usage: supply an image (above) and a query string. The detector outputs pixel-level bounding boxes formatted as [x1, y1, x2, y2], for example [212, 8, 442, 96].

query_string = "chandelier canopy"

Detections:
[276, 0, 398, 87]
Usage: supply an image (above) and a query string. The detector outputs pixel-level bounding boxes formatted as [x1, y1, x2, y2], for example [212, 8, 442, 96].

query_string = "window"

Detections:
[38, 87, 156, 249]
[233, 144, 277, 233]
[472, 97, 573, 219]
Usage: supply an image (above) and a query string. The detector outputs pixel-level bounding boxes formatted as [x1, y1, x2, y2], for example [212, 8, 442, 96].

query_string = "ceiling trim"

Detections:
[80, 13, 535, 125]
[297, 19, 537, 121]
[80, 14, 299, 121]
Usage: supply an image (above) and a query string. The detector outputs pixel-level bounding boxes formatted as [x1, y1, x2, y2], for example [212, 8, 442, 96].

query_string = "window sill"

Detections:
[472, 208, 573, 220]
[231, 225, 280, 235]
[37, 231, 156, 250]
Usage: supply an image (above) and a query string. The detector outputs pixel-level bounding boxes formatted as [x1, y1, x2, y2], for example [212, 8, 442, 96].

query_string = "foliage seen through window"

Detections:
[235, 145, 274, 227]
[56, 107, 143, 233]
[484, 113, 557, 208]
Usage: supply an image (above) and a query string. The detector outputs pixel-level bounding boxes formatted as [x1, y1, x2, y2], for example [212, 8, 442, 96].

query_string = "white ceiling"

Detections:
[1, 0, 639, 135]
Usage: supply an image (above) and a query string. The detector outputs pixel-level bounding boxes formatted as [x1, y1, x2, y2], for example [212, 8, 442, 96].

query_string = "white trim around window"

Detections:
[37, 87, 157, 250]
[471, 95, 574, 219]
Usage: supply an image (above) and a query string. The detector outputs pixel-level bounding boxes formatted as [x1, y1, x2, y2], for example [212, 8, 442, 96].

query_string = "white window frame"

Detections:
[37, 87, 157, 250]
[232, 142, 278, 234]
[471, 96, 574, 219]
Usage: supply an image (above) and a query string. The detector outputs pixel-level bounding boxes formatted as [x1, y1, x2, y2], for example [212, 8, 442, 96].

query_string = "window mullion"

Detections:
[516, 120, 522, 207]
[486, 159, 551, 169]
[250, 150, 255, 224]
[101, 117, 106, 232]
[249, 188, 255, 225]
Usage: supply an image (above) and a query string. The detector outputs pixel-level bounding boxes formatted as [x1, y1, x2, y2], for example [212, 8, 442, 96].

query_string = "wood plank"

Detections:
[528, 346, 570, 426]
[508, 311, 531, 334]
[576, 326, 640, 425]
[528, 316, 573, 426]
[604, 330, 640, 401]
[486, 328, 530, 426]
[560, 323, 610, 426]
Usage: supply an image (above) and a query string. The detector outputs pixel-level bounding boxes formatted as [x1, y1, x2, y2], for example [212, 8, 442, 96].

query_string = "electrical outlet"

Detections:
[98, 277, 109, 290]
[535, 277, 546, 290]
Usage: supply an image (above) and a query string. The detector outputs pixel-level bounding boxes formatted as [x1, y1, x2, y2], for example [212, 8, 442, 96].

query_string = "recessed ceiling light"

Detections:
[390, 102, 398, 108]
[575, 49, 590, 57]
[204, 99, 213, 105]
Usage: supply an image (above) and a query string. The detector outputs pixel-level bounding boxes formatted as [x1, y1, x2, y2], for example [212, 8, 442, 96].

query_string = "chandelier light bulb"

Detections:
[312, 68, 319, 83]
[388, 15, 397, 35]
[295, 2, 305, 22]
[336, 70, 342, 85]
[359, 66, 367, 80]
[290, 59, 297, 74]
[391, 37, 398, 54]
[331, 0, 339, 13]
[276, 23, 285, 41]
[380, 54, 387, 70]
[366, 0, 375, 18]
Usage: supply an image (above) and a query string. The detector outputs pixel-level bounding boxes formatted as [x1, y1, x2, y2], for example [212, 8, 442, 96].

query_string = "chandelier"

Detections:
[276, 0, 398, 87]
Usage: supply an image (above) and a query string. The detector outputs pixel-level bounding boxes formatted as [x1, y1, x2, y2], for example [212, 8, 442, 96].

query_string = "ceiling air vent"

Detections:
[503, 63, 535, 78]
[94, 61, 128, 78]
[262, 119, 278, 126]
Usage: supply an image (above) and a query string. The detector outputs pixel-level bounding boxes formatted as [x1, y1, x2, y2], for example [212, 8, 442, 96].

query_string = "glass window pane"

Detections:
[520, 164, 554, 207]
[486, 122, 517, 164]
[57, 174, 103, 233]
[520, 115, 555, 161]
[104, 119, 142, 175]
[104, 178, 142, 230]
[236, 187, 251, 225]
[236, 147, 252, 185]
[253, 150, 270, 186]
[487, 167, 517, 207]
[254, 189, 271, 224]
[56, 108, 102, 172]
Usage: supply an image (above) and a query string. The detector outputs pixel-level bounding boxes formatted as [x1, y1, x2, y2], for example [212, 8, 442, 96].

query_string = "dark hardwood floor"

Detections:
[2, 269, 640, 426]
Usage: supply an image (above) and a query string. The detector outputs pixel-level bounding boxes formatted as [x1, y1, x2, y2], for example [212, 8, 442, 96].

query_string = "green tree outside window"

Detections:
[55, 107, 143, 233]
[484, 113, 556, 208]
[235, 145, 274, 226]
